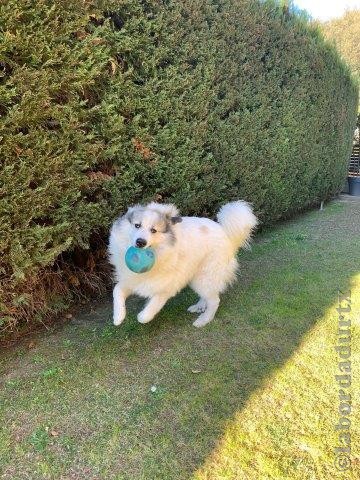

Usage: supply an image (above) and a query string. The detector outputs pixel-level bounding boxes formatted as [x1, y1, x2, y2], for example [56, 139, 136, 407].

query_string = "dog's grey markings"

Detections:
[150, 211, 177, 245]
[163, 220, 172, 233]
[126, 206, 146, 224]
[169, 232, 176, 245]
[163, 222, 176, 245]
[126, 210, 134, 223]
[165, 217, 181, 244]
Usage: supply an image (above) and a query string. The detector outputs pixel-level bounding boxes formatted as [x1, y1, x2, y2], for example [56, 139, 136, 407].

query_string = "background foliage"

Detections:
[321, 9, 360, 82]
[0, 0, 358, 336]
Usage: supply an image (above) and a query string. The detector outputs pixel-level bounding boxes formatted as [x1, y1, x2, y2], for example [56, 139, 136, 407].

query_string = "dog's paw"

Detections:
[113, 309, 126, 326]
[113, 318, 124, 326]
[137, 310, 153, 324]
[187, 300, 206, 314]
[193, 314, 212, 328]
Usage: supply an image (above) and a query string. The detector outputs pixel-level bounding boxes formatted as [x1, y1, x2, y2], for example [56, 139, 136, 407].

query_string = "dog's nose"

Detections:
[135, 238, 147, 248]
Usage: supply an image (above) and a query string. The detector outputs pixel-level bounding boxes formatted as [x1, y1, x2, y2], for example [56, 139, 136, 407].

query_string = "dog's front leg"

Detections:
[113, 284, 129, 326]
[137, 295, 169, 324]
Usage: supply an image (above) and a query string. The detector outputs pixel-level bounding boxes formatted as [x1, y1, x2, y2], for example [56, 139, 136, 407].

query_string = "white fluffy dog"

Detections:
[108, 201, 257, 328]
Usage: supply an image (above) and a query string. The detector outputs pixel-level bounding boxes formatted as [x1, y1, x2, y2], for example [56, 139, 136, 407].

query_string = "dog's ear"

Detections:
[171, 216, 182, 225]
[125, 206, 139, 223]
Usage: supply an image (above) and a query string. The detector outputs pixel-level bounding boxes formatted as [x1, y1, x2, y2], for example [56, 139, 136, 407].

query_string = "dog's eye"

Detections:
[134, 223, 141, 229]
[150, 228, 157, 234]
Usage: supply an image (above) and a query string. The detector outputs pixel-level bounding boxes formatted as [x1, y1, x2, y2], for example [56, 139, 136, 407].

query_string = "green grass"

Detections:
[0, 196, 359, 479]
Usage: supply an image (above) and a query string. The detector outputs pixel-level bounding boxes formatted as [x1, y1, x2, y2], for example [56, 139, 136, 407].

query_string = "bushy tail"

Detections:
[217, 200, 258, 251]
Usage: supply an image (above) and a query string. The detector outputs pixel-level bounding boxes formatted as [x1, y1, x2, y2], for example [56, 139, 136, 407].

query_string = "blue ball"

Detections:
[125, 246, 155, 273]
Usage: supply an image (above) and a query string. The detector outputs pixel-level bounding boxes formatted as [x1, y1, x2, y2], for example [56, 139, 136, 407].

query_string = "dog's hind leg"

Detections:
[190, 253, 236, 327]
[188, 298, 207, 313]
[192, 295, 220, 328]
[113, 284, 129, 326]
[137, 295, 169, 324]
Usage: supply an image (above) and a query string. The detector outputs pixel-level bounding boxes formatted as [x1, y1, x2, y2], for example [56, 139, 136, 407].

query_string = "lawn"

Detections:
[0, 196, 359, 480]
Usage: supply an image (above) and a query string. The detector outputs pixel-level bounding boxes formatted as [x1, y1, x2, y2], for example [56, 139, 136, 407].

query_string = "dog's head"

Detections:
[124, 202, 182, 249]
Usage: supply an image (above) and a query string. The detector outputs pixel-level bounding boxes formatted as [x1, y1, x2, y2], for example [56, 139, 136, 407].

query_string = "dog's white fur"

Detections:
[108, 201, 257, 327]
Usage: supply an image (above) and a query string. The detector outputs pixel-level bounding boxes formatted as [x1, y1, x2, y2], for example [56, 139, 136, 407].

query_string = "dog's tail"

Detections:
[217, 200, 258, 251]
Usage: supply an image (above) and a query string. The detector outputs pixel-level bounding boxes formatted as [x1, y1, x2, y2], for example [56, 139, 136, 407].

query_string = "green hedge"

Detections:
[0, 0, 358, 335]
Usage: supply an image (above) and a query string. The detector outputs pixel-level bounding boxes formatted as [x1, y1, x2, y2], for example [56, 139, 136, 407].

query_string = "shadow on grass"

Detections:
[0, 199, 359, 479]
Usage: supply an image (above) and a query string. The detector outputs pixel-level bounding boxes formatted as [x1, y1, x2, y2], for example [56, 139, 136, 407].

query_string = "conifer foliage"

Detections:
[0, 0, 358, 334]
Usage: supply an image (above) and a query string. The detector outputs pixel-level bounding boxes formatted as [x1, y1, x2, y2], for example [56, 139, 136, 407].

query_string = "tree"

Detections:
[321, 10, 360, 79]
